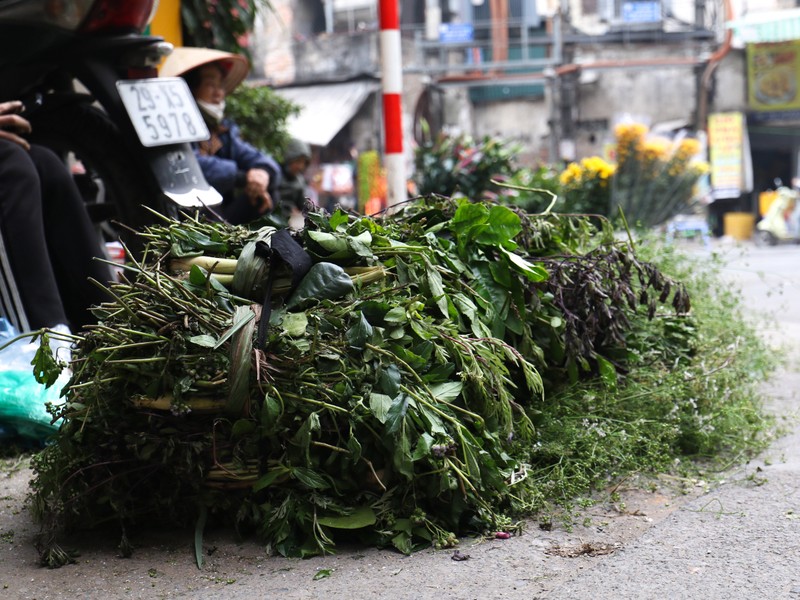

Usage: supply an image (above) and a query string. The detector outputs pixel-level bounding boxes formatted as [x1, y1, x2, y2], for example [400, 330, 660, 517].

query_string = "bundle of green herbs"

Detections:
[29, 197, 770, 567]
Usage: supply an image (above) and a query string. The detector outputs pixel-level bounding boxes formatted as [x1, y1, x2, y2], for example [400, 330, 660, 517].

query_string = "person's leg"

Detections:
[0, 139, 67, 329]
[28, 145, 113, 330]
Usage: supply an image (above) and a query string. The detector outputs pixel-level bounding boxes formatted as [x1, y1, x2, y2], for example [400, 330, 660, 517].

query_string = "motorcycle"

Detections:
[755, 186, 800, 246]
[0, 0, 221, 255]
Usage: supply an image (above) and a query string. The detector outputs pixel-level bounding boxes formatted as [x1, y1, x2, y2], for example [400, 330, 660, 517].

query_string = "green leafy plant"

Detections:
[557, 156, 616, 216]
[413, 133, 522, 201]
[610, 124, 709, 227]
[28, 199, 771, 566]
[181, 0, 272, 59]
[225, 85, 301, 159]
[501, 166, 561, 213]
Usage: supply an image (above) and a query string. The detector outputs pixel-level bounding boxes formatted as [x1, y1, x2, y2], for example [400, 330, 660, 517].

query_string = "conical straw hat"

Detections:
[160, 47, 249, 94]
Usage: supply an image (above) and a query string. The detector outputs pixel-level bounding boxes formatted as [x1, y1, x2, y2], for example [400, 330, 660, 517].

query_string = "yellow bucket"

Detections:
[723, 212, 755, 240]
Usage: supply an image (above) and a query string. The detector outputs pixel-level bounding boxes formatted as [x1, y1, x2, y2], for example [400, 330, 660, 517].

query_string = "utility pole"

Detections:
[379, 0, 407, 209]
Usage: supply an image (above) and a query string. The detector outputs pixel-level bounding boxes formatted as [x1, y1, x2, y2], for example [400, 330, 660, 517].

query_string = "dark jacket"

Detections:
[278, 138, 311, 215]
[194, 119, 282, 222]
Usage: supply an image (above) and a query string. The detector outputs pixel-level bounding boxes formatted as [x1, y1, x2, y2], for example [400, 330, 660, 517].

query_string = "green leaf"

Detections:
[171, 229, 229, 256]
[346, 312, 373, 349]
[262, 395, 283, 430]
[566, 359, 579, 384]
[231, 419, 256, 438]
[317, 506, 376, 529]
[369, 393, 393, 424]
[286, 262, 354, 310]
[189, 264, 210, 286]
[479, 204, 522, 249]
[226, 305, 256, 417]
[460, 431, 482, 480]
[451, 202, 489, 250]
[347, 434, 363, 462]
[428, 381, 463, 402]
[500, 248, 549, 282]
[214, 309, 256, 349]
[424, 257, 449, 317]
[253, 466, 290, 492]
[31, 336, 61, 388]
[329, 210, 349, 230]
[597, 356, 618, 390]
[307, 230, 348, 254]
[281, 312, 308, 337]
[412, 432, 435, 461]
[378, 363, 402, 397]
[187, 334, 216, 348]
[393, 427, 414, 479]
[231, 227, 276, 301]
[385, 394, 411, 435]
[383, 306, 407, 324]
[292, 467, 330, 490]
[417, 403, 448, 436]
[347, 230, 374, 258]
[409, 319, 433, 341]
[313, 569, 332, 581]
[452, 293, 478, 323]
[388, 345, 427, 370]
[291, 413, 320, 461]
[391, 531, 413, 555]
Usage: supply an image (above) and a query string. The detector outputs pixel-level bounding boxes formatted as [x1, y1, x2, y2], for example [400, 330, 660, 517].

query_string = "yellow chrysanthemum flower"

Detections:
[614, 123, 647, 139]
[640, 139, 670, 162]
[677, 138, 701, 157]
[559, 162, 583, 185]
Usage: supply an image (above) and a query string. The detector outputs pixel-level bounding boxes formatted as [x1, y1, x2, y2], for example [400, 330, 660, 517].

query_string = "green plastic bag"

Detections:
[0, 320, 64, 444]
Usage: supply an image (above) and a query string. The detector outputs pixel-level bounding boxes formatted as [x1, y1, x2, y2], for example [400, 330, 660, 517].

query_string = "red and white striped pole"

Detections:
[378, 0, 406, 209]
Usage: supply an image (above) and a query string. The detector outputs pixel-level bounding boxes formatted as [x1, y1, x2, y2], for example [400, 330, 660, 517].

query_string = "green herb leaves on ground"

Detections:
[29, 197, 771, 566]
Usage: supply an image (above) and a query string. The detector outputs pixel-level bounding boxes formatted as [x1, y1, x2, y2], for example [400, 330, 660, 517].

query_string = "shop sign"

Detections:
[621, 2, 661, 24]
[748, 41, 800, 112]
[438, 23, 474, 44]
[707, 112, 745, 199]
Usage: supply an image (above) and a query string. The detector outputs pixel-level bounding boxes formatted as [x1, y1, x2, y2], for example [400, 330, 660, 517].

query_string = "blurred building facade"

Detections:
[250, 0, 800, 216]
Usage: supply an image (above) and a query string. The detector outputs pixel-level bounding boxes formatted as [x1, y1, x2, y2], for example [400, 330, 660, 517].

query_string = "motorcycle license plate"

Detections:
[117, 78, 209, 147]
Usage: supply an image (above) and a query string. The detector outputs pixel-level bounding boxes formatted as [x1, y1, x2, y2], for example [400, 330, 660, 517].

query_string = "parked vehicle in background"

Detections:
[756, 185, 800, 246]
[0, 0, 221, 255]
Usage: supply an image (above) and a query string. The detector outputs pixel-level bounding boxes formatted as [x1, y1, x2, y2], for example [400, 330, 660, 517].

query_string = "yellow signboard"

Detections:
[149, 0, 183, 48]
[707, 112, 744, 199]
[747, 41, 800, 111]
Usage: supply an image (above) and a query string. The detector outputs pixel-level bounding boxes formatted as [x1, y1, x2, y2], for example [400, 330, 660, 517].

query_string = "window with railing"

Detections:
[305, 0, 379, 35]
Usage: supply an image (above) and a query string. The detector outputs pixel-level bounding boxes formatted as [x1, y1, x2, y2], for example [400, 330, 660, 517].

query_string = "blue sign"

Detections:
[621, 1, 661, 24]
[438, 23, 474, 44]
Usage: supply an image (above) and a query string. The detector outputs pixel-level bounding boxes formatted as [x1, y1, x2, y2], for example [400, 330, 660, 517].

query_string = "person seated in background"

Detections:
[160, 47, 282, 225]
[278, 138, 311, 228]
[0, 100, 113, 336]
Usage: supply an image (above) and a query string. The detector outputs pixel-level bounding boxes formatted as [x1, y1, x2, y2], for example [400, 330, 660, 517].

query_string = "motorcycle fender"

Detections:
[146, 143, 222, 208]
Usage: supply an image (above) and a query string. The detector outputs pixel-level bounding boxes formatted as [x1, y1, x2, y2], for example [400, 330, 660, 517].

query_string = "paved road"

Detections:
[545, 240, 800, 599]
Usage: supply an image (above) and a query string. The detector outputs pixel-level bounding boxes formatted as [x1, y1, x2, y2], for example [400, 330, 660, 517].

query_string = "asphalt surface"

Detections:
[546, 239, 800, 599]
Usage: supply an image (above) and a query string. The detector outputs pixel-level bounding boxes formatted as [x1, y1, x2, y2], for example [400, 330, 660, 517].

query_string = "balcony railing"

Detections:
[400, 17, 562, 77]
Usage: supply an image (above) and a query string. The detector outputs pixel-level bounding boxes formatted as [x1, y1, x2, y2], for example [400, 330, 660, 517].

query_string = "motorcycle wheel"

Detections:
[27, 102, 171, 257]
[754, 229, 778, 247]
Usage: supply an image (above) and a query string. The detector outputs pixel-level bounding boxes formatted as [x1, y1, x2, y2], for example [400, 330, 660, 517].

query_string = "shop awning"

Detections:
[273, 81, 379, 147]
[726, 8, 800, 44]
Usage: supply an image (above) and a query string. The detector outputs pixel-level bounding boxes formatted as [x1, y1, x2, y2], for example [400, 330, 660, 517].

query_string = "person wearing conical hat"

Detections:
[160, 47, 282, 225]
